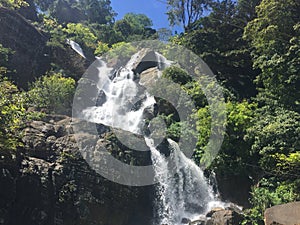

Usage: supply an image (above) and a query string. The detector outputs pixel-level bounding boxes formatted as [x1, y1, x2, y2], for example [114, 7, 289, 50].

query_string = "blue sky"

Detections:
[111, 0, 183, 33]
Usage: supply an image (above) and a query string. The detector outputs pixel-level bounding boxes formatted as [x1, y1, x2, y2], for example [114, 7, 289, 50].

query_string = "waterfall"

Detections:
[81, 51, 224, 225]
[147, 138, 224, 224]
[81, 52, 156, 134]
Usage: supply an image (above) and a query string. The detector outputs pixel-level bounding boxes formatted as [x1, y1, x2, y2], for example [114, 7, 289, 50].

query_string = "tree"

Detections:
[40, 17, 98, 55]
[114, 19, 133, 38]
[245, 107, 300, 178]
[244, 0, 300, 112]
[243, 106, 300, 223]
[166, 0, 211, 30]
[76, 0, 115, 24]
[49, 0, 85, 24]
[123, 13, 153, 33]
[246, 178, 300, 224]
[179, 0, 260, 98]
[113, 13, 156, 41]
[237, 0, 261, 24]
[34, 0, 115, 24]
[93, 23, 124, 45]
[94, 41, 110, 56]
[104, 42, 137, 64]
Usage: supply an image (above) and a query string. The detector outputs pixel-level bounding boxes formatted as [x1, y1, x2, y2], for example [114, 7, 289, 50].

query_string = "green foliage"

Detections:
[93, 23, 124, 45]
[275, 152, 300, 175]
[94, 41, 110, 56]
[153, 114, 196, 144]
[58, 180, 77, 203]
[243, 105, 300, 223]
[123, 13, 153, 33]
[244, 178, 300, 224]
[34, 0, 115, 24]
[0, 44, 12, 66]
[114, 19, 132, 38]
[41, 17, 66, 48]
[0, 0, 28, 9]
[26, 73, 75, 115]
[0, 44, 13, 76]
[104, 42, 137, 64]
[244, 0, 300, 111]
[78, 0, 115, 24]
[245, 107, 300, 176]
[40, 17, 98, 52]
[179, 0, 260, 98]
[0, 77, 26, 151]
[113, 13, 156, 42]
[162, 66, 192, 85]
[63, 23, 98, 49]
[195, 100, 257, 173]
[182, 81, 207, 108]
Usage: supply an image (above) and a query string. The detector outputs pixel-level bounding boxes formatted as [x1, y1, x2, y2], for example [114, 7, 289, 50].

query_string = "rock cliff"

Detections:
[0, 7, 50, 87]
[0, 7, 89, 88]
[0, 115, 154, 225]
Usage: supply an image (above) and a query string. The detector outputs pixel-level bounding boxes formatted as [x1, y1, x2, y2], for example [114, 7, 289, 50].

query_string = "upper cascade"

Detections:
[80, 49, 171, 134]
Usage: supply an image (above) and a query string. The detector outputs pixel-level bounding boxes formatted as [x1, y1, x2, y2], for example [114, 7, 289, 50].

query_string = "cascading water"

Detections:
[81, 51, 225, 225]
[81, 53, 156, 134]
[149, 138, 225, 224]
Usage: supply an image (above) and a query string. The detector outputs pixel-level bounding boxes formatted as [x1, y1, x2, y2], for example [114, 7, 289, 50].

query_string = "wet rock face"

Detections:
[131, 49, 158, 75]
[216, 173, 252, 208]
[264, 202, 300, 225]
[188, 206, 244, 225]
[17, 0, 39, 21]
[0, 7, 50, 88]
[0, 115, 154, 225]
[139, 67, 160, 87]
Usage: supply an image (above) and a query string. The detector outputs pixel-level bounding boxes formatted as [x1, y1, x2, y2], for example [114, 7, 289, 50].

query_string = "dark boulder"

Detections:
[216, 172, 252, 208]
[181, 217, 192, 224]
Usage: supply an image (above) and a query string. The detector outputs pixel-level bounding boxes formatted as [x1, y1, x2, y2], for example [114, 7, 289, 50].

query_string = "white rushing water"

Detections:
[66, 39, 86, 58]
[81, 51, 225, 225]
[148, 138, 226, 224]
[81, 53, 156, 134]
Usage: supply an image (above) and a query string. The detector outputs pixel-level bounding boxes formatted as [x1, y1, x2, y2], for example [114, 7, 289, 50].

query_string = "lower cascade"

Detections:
[148, 138, 224, 224]
[80, 50, 226, 225]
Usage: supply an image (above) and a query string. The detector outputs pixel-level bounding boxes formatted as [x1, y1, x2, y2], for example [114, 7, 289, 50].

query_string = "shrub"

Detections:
[244, 178, 300, 224]
[27, 73, 75, 115]
[94, 41, 110, 56]
[162, 66, 192, 85]
[0, 77, 26, 151]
